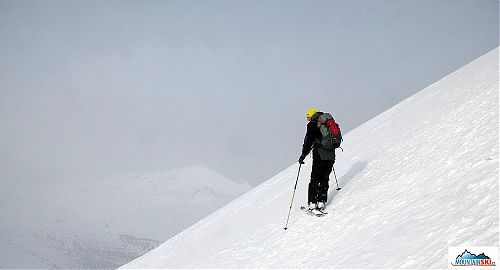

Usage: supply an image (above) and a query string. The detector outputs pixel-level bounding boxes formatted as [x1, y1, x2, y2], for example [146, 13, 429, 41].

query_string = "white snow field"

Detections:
[122, 48, 499, 269]
[0, 166, 250, 268]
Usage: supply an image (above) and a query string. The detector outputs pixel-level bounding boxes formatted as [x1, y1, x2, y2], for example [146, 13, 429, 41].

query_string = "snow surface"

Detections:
[0, 166, 250, 268]
[122, 48, 499, 269]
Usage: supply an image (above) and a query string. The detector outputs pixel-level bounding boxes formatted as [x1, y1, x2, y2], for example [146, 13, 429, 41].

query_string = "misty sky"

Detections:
[0, 0, 498, 187]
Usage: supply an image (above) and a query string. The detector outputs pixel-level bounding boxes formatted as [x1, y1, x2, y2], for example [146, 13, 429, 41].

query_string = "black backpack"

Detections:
[317, 113, 342, 149]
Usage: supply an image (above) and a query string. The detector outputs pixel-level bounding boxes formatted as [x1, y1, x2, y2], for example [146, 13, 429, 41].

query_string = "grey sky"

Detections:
[0, 0, 498, 187]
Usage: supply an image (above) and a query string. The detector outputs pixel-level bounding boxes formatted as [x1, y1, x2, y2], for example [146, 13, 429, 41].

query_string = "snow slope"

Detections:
[0, 166, 250, 268]
[122, 48, 499, 269]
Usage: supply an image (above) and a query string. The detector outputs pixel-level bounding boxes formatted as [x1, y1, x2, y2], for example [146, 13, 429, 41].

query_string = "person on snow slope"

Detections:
[299, 108, 338, 215]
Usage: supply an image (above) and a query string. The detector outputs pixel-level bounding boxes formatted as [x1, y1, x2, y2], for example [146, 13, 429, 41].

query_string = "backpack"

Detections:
[317, 113, 342, 149]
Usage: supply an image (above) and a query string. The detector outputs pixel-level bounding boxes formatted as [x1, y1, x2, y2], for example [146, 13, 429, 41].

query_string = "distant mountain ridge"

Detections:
[0, 166, 250, 268]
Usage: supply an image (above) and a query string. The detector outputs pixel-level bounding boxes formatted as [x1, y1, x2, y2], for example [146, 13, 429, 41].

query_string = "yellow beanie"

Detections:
[306, 108, 318, 118]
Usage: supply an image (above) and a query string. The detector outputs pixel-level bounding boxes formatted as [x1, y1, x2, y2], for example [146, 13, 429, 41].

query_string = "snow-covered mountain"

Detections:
[0, 166, 250, 268]
[122, 48, 499, 269]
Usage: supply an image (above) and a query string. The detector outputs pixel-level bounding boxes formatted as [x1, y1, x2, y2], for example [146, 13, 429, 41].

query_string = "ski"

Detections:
[318, 208, 328, 215]
[300, 206, 327, 217]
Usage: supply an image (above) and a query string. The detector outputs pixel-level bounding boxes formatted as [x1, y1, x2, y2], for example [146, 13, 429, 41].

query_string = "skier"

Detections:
[298, 108, 336, 215]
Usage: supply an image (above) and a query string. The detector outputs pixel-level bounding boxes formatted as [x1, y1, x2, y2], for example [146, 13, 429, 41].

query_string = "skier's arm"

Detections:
[301, 122, 315, 157]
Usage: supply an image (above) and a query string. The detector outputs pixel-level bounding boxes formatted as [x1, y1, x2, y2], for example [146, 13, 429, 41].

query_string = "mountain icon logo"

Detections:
[451, 249, 496, 267]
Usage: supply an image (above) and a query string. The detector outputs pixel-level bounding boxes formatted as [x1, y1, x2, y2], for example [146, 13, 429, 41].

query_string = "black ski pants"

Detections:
[308, 150, 335, 204]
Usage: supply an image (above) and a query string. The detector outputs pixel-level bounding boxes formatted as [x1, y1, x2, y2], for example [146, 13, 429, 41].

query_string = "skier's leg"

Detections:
[309, 150, 321, 204]
[318, 159, 335, 203]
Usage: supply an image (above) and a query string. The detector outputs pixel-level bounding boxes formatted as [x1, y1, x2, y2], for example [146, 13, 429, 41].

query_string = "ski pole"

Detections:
[332, 165, 341, 191]
[284, 163, 301, 230]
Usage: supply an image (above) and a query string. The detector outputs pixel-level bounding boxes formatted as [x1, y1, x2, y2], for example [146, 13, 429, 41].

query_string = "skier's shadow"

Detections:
[327, 161, 368, 206]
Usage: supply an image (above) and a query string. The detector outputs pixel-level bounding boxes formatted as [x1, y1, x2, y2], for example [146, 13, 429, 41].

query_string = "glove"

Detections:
[298, 155, 305, 164]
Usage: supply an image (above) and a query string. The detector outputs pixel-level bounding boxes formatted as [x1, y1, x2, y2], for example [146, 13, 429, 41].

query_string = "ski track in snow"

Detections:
[122, 48, 499, 269]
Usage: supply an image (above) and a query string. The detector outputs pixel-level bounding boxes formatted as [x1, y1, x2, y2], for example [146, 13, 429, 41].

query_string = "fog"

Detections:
[1, 0, 498, 188]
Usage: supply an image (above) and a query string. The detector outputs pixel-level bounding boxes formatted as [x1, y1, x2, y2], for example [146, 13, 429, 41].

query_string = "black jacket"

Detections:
[301, 112, 323, 157]
[301, 112, 336, 161]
